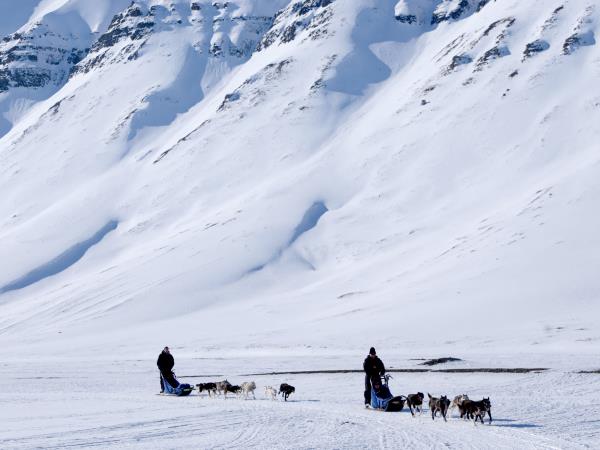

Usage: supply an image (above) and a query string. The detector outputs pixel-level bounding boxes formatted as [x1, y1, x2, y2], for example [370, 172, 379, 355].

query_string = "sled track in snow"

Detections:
[1, 361, 597, 449]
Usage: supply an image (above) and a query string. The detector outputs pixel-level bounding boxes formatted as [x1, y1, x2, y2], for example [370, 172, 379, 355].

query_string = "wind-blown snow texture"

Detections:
[0, 0, 599, 447]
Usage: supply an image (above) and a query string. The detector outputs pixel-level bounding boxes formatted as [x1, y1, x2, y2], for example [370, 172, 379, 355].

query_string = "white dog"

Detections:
[264, 386, 278, 401]
[240, 381, 257, 399]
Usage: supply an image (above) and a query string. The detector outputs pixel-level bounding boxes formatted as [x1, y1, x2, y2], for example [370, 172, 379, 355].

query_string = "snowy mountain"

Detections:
[0, 0, 599, 358]
[1, 1, 600, 448]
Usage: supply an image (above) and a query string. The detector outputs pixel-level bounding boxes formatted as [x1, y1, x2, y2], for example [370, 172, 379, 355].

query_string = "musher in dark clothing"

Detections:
[363, 347, 385, 407]
[157, 346, 179, 392]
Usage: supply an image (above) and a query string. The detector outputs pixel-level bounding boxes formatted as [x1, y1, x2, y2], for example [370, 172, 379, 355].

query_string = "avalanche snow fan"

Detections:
[370, 375, 406, 412]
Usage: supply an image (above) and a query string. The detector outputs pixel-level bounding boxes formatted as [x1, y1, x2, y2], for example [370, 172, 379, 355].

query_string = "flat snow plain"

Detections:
[1, 354, 599, 449]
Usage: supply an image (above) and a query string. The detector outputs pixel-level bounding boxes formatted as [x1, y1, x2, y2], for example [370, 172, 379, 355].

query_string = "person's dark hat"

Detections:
[369, 347, 376, 355]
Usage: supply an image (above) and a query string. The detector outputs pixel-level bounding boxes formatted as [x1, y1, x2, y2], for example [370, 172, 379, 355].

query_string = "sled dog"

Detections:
[406, 392, 424, 416]
[279, 383, 295, 401]
[226, 385, 242, 397]
[428, 394, 450, 421]
[459, 398, 492, 424]
[264, 386, 278, 400]
[196, 382, 217, 397]
[216, 380, 232, 396]
[240, 381, 257, 399]
[450, 394, 469, 415]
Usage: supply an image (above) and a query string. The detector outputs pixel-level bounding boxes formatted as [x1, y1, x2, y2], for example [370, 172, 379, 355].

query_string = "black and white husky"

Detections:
[406, 392, 424, 416]
[196, 382, 217, 397]
[459, 398, 492, 424]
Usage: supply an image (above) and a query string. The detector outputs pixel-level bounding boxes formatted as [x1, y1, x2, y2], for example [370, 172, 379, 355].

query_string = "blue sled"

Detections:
[161, 374, 194, 396]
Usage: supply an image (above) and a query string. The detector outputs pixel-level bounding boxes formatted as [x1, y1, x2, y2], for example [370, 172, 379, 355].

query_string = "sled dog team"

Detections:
[196, 380, 296, 401]
[158, 346, 491, 424]
[195, 382, 491, 423]
[364, 348, 492, 424]
[406, 393, 492, 424]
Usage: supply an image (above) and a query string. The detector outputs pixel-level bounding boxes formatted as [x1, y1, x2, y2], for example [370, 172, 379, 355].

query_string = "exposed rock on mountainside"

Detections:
[1, 1, 285, 93]
[72, 2, 155, 74]
[432, 0, 491, 25]
[71, 1, 281, 74]
[523, 39, 550, 60]
[394, 0, 434, 25]
[563, 30, 596, 54]
[207, 2, 275, 58]
[257, 0, 334, 51]
[218, 58, 293, 111]
[0, 22, 88, 92]
[446, 53, 472, 72]
[0, 0, 599, 372]
[563, 5, 597, 54]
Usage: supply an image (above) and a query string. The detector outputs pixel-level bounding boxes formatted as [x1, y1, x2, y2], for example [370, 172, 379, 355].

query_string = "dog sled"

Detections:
[160, 373, 194, 397]
[370, 375, 406, 412]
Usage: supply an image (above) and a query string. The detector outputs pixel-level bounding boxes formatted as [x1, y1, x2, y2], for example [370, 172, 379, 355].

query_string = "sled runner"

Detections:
[370, 374, 406, 412]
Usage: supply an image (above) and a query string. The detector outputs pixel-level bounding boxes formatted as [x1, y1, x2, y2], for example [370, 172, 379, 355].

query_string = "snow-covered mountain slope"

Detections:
[0, 0, 599, 358]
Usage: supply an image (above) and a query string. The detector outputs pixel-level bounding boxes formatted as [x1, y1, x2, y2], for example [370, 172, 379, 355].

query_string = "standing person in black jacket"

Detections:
[157, 346, 179, 392]
[363, 347, 385, 407]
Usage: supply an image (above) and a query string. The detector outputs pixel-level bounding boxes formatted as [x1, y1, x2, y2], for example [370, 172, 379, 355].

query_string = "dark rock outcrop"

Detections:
[448, 53, 473, 71]
[420, 357, 463, 366]
[395, 14, 417, 24]
[563, 31, 596, 55]
[523, 39, 550, 59]
[431, 0, 491, 25]
[475, 45, 510, 70]
[563, 6, 596, 55]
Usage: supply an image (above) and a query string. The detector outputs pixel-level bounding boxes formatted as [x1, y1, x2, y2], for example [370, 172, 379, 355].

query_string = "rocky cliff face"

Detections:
[0, 21, 89, 92]
[0, 0, 290, 138]
[70, 1, 282, 75]
[431, 0, 491, 24]
[5, 0, 594, 98]
[71, 2, 155, 75]
[1, 1, 286, 93]
[257, 0, 335, 51]
[393, 0, 491, 26]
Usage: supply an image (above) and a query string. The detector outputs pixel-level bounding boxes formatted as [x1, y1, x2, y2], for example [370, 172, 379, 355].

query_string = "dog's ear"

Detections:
[428, 393, 432, 399]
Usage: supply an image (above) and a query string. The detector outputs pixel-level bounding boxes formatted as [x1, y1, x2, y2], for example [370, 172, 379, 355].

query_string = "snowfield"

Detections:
[1, 0, 600, 447]
[2, 355, 600, 449]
